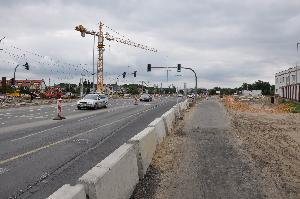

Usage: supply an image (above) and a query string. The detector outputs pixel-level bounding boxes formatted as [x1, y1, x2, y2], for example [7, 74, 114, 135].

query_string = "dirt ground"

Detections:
[131, 98, 300, 199]
[228, 109, 300, 198]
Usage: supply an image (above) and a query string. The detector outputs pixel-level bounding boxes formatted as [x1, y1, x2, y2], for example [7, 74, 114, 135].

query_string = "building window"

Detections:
[292, 75, 296, 83]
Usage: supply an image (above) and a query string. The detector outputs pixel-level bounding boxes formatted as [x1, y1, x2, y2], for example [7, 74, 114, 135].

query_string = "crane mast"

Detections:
[75, 21, 105, 92]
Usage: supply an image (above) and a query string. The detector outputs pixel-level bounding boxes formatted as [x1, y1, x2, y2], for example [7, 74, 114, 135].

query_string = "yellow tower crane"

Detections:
[75, 21, 157, 93]
[75, 22, 105, 93]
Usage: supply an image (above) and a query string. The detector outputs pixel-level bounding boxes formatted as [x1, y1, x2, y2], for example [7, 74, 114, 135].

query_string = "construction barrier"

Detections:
[161, 108, 176, 134]
[79, 143, 139, 199]
[148, 117, 167, 144]
[53, 98, 66, 120]
[128, 127, 157, 179]
[47, 184, 85, 199]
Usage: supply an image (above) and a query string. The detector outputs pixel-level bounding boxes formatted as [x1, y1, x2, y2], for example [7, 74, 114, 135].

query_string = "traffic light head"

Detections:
[177, 64, 181, 72]
[147, 64, 151, 72]
[122, 72, 126, 78]
[24, 62, 29, 70]
[133, 71, 137, 77]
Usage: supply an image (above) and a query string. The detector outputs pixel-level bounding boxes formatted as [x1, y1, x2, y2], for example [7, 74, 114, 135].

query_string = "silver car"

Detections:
[139, 94, 152, 102]
[77, 94, 108, 110]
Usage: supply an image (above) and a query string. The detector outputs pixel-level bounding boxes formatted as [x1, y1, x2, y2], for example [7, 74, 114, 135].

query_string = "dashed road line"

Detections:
[10, 125, 64, 142]
[0, 105, 155, 165]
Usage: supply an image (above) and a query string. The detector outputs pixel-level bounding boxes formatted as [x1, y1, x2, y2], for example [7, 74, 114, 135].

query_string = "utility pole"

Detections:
[166, 68, 171, 81]
[92, 33, 96, 92]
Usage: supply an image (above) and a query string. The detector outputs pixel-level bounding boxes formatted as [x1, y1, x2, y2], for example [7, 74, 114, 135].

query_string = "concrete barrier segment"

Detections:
[161, 108, 176, 134]
[78, 143, 139, 199]
[47, 184, 86, 199]
[128, 126, 157, 179]
[148, 117, 167, 144]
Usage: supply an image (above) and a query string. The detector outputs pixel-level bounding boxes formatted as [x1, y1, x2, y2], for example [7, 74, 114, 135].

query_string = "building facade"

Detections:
[0, 78, 47, 93]
[275, 66, 300, 102]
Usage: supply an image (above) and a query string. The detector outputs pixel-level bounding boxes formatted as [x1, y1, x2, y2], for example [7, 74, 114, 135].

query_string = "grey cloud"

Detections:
[0, 0, 300, 88]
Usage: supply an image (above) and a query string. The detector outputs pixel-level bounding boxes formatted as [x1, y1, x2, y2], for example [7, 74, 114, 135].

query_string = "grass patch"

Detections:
[279, 99, 300, 113]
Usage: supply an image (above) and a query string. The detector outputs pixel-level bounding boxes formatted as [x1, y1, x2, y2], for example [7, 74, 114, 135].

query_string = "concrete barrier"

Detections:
[47, 184, 86, 199]
[161, 108, 175, 134]
[128, 127, 157, 179]
[79, 143, 139, 199]
[148, 117, 167, 144]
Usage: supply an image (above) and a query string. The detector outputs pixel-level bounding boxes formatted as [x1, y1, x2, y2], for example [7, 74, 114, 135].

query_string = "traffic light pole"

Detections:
[150, 66, 198, 99]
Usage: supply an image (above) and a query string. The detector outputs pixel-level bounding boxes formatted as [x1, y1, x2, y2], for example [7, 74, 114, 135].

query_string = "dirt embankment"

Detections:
[224, 97, 300, 198]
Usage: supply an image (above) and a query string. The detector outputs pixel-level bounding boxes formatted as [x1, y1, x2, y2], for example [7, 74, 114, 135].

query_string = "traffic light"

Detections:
[122, 72, 126, 78]
[147, 64, 151, 72]
[10, 78, 15, 85]
[24, 62, 29, 70]
[133, 71, 137, 77]
[177, 64, 181, 72]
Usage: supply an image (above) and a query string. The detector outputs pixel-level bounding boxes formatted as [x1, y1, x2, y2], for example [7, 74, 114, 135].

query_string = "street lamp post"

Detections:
[92, 33, 96, 92]
[13, 64, 20, 86]
[0, 36, 5, 50]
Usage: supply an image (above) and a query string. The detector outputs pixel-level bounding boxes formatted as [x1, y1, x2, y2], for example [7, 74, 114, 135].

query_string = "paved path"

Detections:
[138, 99, 266, 199]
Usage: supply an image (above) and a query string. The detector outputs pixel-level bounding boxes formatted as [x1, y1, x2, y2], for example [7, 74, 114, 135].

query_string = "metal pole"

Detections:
[92, 33, 95, 92]
[0, 36, 5, 50]
[13, 64, 20, 86]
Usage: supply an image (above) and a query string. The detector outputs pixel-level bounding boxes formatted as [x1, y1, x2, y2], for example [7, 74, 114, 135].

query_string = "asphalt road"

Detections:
[0, 97, 180, 199]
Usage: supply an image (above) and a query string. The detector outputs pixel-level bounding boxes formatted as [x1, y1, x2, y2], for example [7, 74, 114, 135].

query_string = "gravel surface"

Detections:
[131, 98, 299, 199]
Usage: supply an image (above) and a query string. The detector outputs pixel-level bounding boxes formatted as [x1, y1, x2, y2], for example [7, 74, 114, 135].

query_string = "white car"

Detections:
[77, 94, 108, 110]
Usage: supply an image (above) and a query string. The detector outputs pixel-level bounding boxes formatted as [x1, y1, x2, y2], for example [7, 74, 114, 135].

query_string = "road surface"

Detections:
[0, 97, 179, 199]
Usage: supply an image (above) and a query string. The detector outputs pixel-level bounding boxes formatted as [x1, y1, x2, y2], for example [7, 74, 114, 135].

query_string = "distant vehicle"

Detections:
[139, 94, 152, 102]
[77, 94, 108, 110]
[187, 94, 195, 99]
[177, 94, 183, 97]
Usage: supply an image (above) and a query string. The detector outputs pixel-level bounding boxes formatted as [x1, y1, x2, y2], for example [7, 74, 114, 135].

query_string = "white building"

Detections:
[242, 90, 262, 97]
[275, 66, 300, 101]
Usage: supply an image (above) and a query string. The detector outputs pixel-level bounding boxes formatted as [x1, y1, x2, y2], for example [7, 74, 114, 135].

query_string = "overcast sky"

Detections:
[0, 0, 300, 89]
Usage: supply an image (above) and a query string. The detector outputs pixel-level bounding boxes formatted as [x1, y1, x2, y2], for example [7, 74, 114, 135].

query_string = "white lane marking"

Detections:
[1, 123, 5, 125]
[37, 109, 41, 111]
[44, 112, 48, 114]
[0, 167, 9, 175]
[29, 110, 34, 112]
[6, 113, 11, 115]
[10, 125, 64, 142]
